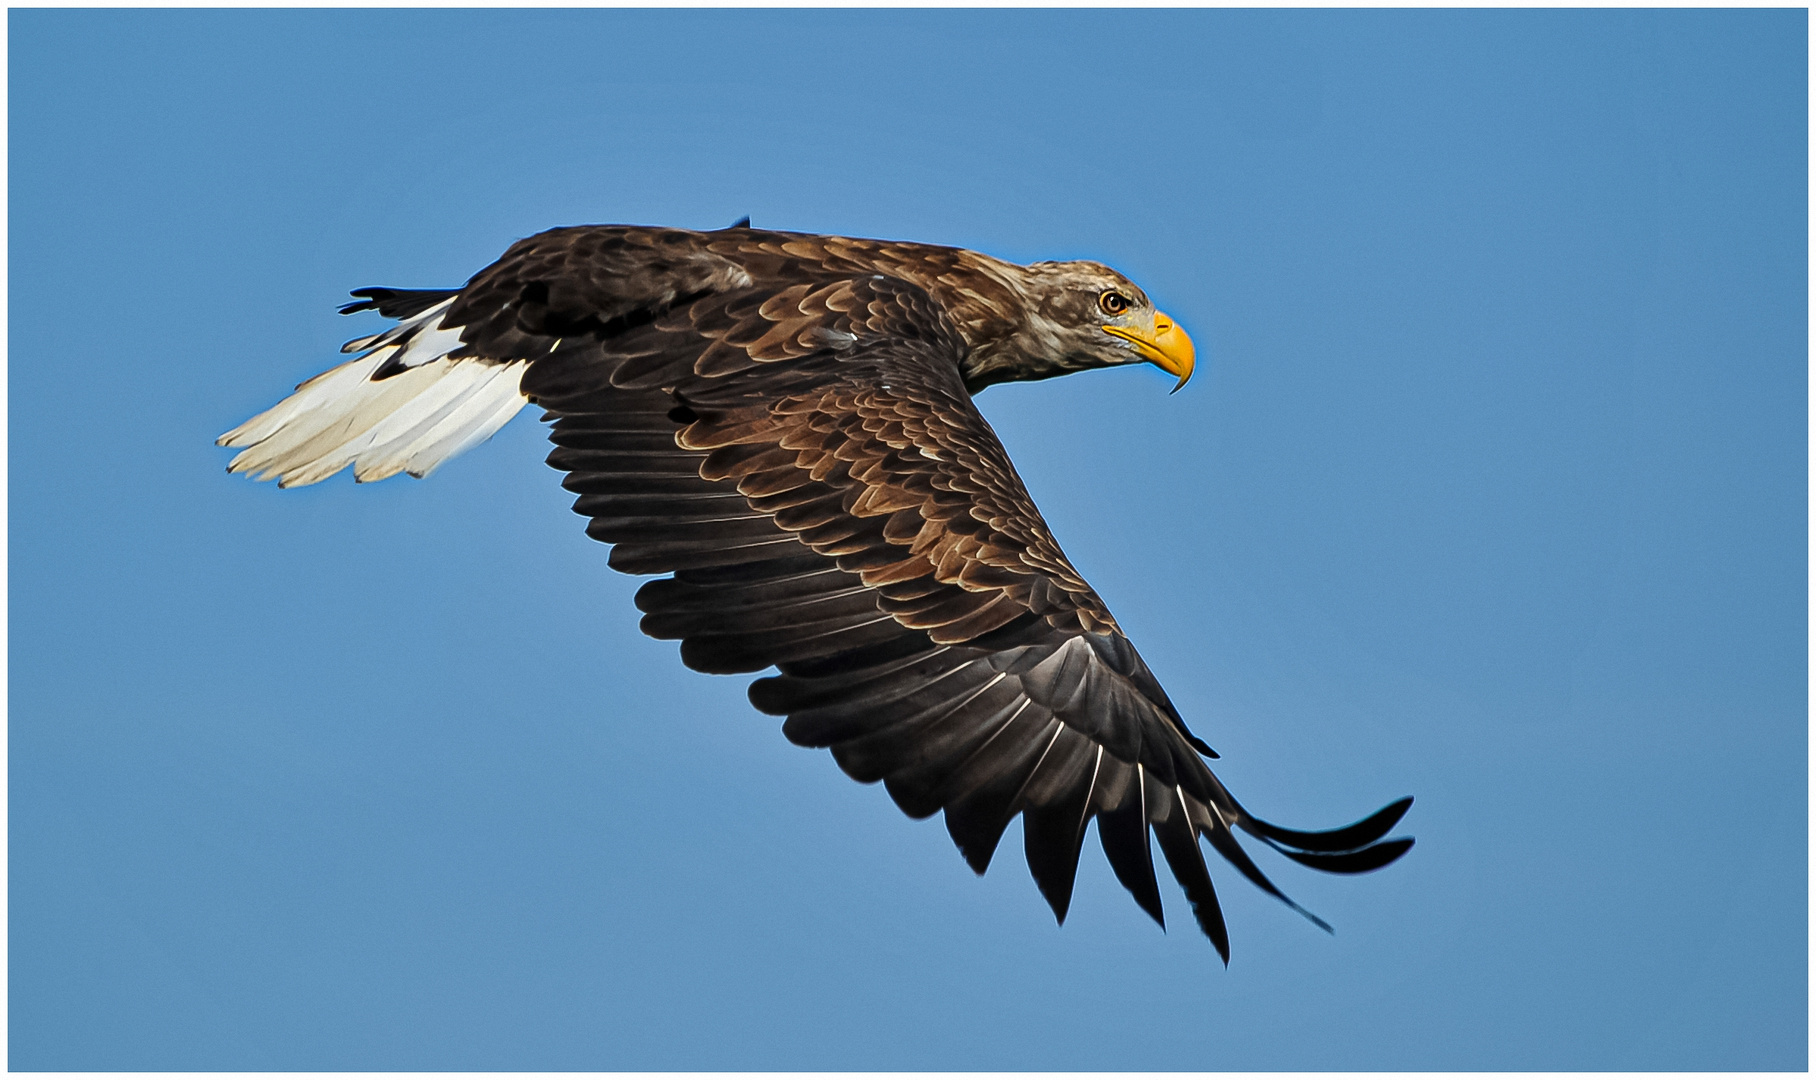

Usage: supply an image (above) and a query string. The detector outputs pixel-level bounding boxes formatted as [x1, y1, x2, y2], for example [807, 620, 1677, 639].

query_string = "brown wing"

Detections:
[449, 225, 1414, 961]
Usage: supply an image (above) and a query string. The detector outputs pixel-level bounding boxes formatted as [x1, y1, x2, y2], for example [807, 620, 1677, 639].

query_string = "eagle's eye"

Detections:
[1098, 291, 1132, 316]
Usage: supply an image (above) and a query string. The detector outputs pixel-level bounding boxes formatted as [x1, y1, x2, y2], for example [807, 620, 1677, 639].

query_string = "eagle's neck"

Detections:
[906, 251, 1090, 394]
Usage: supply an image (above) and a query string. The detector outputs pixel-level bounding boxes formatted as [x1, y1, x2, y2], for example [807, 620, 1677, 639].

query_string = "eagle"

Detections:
[218, 221, 1413, 962]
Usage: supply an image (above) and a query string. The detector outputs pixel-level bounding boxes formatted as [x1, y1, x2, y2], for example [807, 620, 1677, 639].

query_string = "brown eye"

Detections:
[1099, 291, 1131, 316]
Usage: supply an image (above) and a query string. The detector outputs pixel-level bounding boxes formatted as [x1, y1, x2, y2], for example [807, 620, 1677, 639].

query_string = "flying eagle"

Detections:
[219, 222, 1412, 962]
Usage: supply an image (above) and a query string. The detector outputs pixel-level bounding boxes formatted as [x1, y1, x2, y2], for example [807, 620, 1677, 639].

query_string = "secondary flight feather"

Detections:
[219, 221, 1413, 962]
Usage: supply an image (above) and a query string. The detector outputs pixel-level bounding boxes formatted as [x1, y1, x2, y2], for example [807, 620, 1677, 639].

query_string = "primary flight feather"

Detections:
[220, 221, 1413, 962]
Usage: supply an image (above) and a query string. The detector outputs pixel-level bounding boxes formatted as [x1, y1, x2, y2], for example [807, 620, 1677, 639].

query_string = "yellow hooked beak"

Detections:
[1102, 310, 1196, 393]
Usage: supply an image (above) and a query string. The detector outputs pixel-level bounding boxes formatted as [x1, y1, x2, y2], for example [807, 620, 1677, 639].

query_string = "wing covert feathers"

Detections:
[222, 223, 1414, 959]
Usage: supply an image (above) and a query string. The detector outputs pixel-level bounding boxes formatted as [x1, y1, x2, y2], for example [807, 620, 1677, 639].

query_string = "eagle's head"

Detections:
[959, 258, 1197, 393]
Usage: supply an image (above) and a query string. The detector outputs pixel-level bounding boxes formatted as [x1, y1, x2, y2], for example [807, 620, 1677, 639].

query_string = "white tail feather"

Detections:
[393, 364, 529, 478]
[408, 379, 535, 478]
[218, 306, 529, 487]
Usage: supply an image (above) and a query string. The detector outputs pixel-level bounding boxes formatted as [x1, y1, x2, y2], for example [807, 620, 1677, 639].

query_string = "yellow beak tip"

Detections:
[1103, 312, 1196, 391]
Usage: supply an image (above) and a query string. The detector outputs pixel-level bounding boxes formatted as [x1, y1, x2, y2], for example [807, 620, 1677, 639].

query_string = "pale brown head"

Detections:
[956, 257, 1197, 392]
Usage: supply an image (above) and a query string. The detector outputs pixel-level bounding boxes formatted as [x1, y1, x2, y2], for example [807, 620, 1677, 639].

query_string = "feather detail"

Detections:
[218, 302, 527, 487]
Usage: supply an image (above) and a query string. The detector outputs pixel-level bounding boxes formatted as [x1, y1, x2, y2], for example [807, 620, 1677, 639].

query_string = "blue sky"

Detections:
[9, 9, 1806, 1071]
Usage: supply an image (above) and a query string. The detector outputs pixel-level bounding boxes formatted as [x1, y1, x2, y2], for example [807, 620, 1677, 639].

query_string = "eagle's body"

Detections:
[221, 223, 1411, 961]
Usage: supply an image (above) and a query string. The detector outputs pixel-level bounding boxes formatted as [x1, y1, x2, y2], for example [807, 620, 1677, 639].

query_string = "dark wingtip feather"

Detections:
[946, 800, 1014, 876]
[337, 286, 460, 319]
[1269, 837, 1415, 875]
[728, 216, 752, 229]
[1024, 805, 1088, 925]
[1098, 784, 1165, 929]
[1035, 874, 1075, 924]
[958, 843, 994, 876]
[1152, 798, 1230, 961]
[1242, 796, 1414, 854]
[1203, 823, 1333, 934]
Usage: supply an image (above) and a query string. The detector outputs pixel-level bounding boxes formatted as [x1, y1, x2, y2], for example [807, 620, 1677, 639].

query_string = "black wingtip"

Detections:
[339, 287, 384, 314]
[950, 816, 1008, 876]
[1269, 836, 1416, 875]
[337, 286, 458, 319]
[1242, 795, 1414, 854]
[1152, 797, 1230, 961]
[1025, 798, 1092, 928]
[1203, 821, 1332, 933]
[1099, 797, 1167, 930]
[728, 215, 751, 229]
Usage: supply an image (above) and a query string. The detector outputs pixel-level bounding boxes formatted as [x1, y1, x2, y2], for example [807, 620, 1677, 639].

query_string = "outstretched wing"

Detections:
[434, 226, 1414, 961]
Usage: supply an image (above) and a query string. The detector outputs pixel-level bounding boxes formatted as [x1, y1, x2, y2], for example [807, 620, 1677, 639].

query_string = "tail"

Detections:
[218, 291, 530, 487]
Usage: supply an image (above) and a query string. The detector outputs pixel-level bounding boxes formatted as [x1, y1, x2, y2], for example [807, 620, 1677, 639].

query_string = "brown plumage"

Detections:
[219, 222, 1413, 962]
